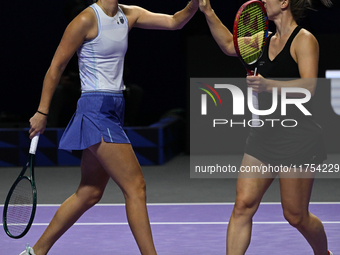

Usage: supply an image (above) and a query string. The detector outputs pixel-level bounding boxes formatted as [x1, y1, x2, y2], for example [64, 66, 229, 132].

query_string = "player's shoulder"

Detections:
[119, 4, 146, 17]
[119, 4, 136, 13]
[295, 28, 318, 46]
[70, 7, 97, 29]
[291, 28, 319, 54]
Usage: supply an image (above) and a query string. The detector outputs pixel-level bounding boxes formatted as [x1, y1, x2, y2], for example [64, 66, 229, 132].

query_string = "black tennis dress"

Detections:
[244, 26, 327, 166]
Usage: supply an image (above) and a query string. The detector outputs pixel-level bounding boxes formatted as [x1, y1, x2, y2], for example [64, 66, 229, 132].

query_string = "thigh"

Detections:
[236, 154, 275, 206]
[279, 177, 314, 213]
[79, 148, 110, 190]
[88, 139, 144, 191]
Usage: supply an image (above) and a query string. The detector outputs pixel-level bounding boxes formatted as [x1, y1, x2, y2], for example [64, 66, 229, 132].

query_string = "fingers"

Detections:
[246, 74, 262, 93]
[248, 85, 261, 93]
[198, 0, 211, 11]
[190, 0, 199, 8]
[29, 129, 43, 140]
[29, 113, 47, 139]
[246, 75, 260, 84]
[29, 125, 43, 139]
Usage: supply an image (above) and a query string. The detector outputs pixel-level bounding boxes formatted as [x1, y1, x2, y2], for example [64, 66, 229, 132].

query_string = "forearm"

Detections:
[266, 78, 317, 97]
[29, 66, 63, 138]
[37, 67, 64, 114]
[171, 0, 198, 30]
[203, 9, 236, 56]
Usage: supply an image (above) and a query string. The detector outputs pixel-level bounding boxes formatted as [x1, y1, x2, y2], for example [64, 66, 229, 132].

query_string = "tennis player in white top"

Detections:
[26, 0, 200, 254]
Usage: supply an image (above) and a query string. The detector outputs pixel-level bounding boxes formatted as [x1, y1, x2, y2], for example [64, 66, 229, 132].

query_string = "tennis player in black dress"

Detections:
[198, 0, 333, 254]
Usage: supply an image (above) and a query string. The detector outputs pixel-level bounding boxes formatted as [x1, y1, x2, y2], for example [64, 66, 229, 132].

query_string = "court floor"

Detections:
[1, 154, 339, 254]
[1, 203, 339, 254]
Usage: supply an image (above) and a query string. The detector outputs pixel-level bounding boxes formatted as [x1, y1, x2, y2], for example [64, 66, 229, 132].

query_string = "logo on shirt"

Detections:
[119, 16, 124, 24]
[258, 60, 265, 67]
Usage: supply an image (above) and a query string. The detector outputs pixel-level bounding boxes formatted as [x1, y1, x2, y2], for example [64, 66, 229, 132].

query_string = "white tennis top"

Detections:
[77, 3, 128, 93]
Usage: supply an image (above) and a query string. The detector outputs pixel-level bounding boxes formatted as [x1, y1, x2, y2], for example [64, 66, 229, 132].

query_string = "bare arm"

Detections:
[199, 0, 236, 56]
[29, 8, 96, 138]
[247, 30, 319, 97]
[121, 0, 198, 31]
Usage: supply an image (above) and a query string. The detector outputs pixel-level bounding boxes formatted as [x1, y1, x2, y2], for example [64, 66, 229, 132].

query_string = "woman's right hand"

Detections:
[198, 0, 212, 14]
[29, 112, 48, 139]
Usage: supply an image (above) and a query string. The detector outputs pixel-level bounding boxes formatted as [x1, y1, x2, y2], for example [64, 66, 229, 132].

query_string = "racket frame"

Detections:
[233, 0, 268, 125]
[233, 0, 269, 75]
[2, 135, 39, 239]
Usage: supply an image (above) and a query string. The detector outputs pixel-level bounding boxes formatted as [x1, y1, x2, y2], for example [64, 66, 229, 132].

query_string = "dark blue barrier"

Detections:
[0, 117, 185, 166]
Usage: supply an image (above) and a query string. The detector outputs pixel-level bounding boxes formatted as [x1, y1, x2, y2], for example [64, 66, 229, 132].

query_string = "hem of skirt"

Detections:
[58, 136, 130, 152]
[244, 149, 327, 166]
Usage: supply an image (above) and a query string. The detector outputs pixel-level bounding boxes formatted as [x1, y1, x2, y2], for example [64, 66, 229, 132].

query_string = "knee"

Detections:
[76, 185, 105, 208]
[232, 197, 259, 219]
[283, 209, 307, 229]
[123, 175, 146, 201]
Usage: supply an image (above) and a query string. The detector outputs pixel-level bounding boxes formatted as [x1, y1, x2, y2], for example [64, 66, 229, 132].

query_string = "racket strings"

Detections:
[237, 4, 266, 64]
[6, 178, 34, 236]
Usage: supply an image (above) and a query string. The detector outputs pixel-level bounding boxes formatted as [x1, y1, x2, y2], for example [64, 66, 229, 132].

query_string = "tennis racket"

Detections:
[3, 133, 40, 239]
[233, 0, 268, 126]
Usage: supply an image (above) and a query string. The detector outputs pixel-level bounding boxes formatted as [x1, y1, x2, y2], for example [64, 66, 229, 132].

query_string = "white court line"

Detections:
[1, 202, 339, 207]
[1, 203, 339, 227]
[0, 221, 340, 227]
[100, 202, 340, 206]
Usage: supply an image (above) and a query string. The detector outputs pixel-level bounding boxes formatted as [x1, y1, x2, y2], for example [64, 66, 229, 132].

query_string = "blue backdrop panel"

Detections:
[0, 117, 185, 167]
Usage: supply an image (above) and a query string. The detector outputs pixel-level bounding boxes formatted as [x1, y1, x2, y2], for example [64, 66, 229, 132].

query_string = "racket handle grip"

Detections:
[251, 68, 260, 126]
[29, 132, 40, 155]
[252, 91, 261, 126]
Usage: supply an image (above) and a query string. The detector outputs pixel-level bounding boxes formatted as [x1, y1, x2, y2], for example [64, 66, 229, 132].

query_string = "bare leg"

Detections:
[32, 139, 156, 255]
[227, 154, 275, 255]
[32, 148, 110, 255]
[279, 177, 329, 255]
[88, 140, 157, 255]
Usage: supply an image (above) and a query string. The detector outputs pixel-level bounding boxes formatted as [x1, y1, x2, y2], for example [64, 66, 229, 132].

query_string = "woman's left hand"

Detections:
[197, 0, 212, 13]
[246, 74, 268, 93]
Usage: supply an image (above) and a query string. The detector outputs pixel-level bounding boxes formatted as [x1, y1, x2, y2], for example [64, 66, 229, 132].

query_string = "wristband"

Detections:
[37, 110, 48, 117]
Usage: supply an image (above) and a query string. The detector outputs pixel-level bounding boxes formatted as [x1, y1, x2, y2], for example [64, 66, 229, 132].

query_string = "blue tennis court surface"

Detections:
[1, 203, 339, 254]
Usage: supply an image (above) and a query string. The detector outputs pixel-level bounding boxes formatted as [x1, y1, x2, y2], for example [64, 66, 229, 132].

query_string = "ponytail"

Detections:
[289, 0, 332, 21]
[319, 0, 332, 7]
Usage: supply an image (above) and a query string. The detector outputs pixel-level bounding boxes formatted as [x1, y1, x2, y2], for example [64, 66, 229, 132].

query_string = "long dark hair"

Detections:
[289, 0, 333, 21]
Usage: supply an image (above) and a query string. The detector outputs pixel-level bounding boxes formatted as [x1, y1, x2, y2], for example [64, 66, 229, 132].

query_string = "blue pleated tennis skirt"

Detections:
[59, 91, 130, 151]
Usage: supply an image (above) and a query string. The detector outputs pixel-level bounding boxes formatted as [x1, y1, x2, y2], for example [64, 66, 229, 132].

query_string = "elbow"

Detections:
[223, 50, 237, 57]
[296, 86, 316, 98]
[220, 43, 237, 57]
[308, 79, 317, 97]
[171, 21, 185, 30]
[53, 62, 68, 75]
[171, 26, 181, 31]
[47, 63, 67, 82]
[297, 77, 317, 97]
[175, 24, 184, 30]
[309, 87, 316, 97]
[50, 58, 68, 74]
[170, 13, 188, 30]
